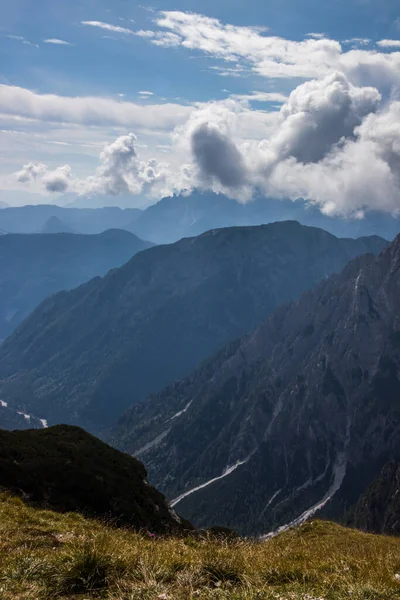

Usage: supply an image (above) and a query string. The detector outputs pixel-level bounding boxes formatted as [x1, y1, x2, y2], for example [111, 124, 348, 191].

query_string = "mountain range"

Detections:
[0, 205, 142, 235]
[128, 192, 400, 245]
[0, 222, 387, 434]
[0, 229, 152, 341]
[112, 233, 400, 536]
[1, 191, 400, 243]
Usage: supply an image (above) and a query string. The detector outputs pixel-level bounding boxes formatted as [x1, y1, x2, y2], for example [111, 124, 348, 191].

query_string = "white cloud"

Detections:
[7, 10, 400, 217]
[377, 39, 400, 48]
[81, 20, 135, 35]
[268, 72, 380, 164]
[343, 38, 371, 46]
[42, 165, 73, 192]
[15, 162, 47, 183]
[44, 38, 72, 45]
[0, 85, 192, 131]
[15, 134, 174, 199]
[128, 10, 400, 90]
[306, 33, 326, 39]
[231, 91, 288, 103]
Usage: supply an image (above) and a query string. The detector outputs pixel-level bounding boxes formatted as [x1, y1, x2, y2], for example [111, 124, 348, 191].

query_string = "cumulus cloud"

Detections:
[269, 72, 381, 164]
[15, 134, 173, 199]
[15, 162, 47, 183]
[42, 165, 73, 192]
[81, 133, 154, 196]
[9, 10, 400, 217]
[191, 122, 248, 188]
[167, 71, 400, 215]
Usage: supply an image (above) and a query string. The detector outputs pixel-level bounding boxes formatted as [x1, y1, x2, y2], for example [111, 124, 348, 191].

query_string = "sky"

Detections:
[1, 0, 400, 214]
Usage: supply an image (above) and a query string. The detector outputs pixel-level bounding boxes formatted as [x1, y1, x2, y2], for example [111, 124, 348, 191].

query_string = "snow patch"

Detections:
[260, 451, 348, 540]
[170, 457, 250, 508]
[17, 411, 31, 421]
[259, 489, 282, 518]
[135, 428, 171, 458]
[167, 401, 192, 422]
[0, 400, 48, 428]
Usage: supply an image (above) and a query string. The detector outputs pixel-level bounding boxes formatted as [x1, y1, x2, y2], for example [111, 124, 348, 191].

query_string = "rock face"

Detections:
[0, 425, 187, 533]
[0, 229, 152, 340]
[112, 235, 400, 536]
[0, 222, 387, 434]
[353, 462, 400, 535]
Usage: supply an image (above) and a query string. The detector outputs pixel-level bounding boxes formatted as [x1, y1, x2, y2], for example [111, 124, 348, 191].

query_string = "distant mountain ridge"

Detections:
[0, 229, 152, 340]
[1, 192, 399, 242]
[0, 205, 142, 235]
[128, 192, 400, 244]
[112, 234, 400, 535]
[0, 222, 387, 434]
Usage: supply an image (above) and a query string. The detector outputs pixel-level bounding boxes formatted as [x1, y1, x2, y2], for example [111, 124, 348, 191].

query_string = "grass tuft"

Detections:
[1, 494, 400, 599]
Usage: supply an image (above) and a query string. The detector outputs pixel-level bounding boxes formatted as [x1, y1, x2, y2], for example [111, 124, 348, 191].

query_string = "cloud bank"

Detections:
[9, 10, 400, 217]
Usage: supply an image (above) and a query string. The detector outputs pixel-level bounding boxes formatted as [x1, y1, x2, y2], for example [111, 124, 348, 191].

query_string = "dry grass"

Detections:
[0, 493, 400, 599]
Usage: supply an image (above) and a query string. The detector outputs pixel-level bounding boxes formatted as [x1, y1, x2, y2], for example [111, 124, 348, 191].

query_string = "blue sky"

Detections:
[2, 0, 400, 99]
[1, 0, 400, 214]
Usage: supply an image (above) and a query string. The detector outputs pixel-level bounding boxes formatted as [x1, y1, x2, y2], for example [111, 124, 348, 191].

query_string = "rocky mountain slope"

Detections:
[0, 425, 186, 533]
[0, 229, 152, 340]
[0, 223, 387, 434]
[352, 462, 400, 535]
[112, 234, 400, 535]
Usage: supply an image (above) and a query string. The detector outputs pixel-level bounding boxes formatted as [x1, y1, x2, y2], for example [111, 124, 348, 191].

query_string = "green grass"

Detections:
[1, 493, 400, 599]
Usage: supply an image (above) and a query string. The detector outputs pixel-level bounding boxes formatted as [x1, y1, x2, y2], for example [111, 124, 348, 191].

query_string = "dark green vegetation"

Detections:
[353, 462, 400, 536]
[0, 229, 152, 340]
[0, 425, 185, 533]
[114, 233, 400, 536]
[1, 496, 400, 600]
[0, 222, 387, 433]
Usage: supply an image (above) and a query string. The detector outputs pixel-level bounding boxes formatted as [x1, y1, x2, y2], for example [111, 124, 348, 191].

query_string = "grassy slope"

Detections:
[1, 494, 400, 599]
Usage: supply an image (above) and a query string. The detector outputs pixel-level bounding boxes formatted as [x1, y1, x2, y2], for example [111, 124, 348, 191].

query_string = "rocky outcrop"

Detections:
[353, 462, 400, 535]
[0, 425, 189, 533]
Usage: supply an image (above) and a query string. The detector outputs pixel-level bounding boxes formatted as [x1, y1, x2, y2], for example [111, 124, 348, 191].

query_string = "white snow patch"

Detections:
[170, 457, 250, 508]
[135, 428, 171, 458]
[260, 451, 348, 540]
[0, 400, 48, 428]
[168, 401, 192, 422]
[17, 411, 31, 421]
